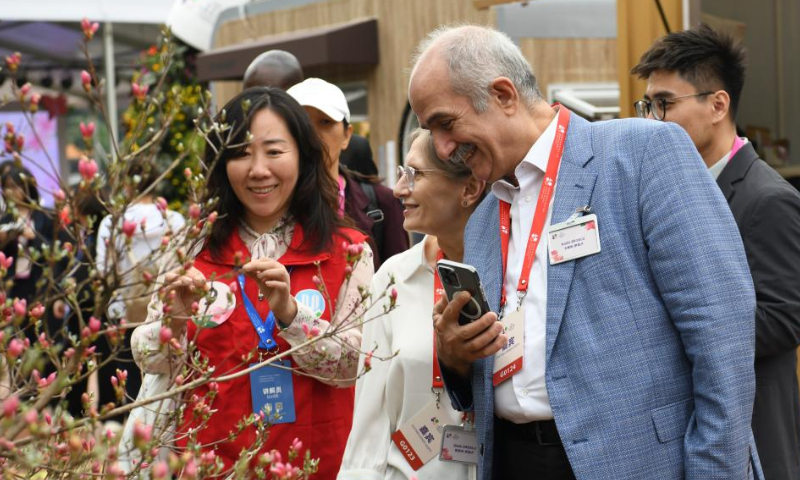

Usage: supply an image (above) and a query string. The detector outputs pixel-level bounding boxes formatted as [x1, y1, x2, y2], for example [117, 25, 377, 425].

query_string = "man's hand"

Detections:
[433, 291, 506, 380]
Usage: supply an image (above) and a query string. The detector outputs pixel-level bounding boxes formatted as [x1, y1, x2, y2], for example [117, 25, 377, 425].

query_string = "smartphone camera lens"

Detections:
[439, 266, 460, 287]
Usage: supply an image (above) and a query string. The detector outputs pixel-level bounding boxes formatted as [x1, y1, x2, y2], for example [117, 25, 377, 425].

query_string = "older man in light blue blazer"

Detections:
[409, 25, 763, 480]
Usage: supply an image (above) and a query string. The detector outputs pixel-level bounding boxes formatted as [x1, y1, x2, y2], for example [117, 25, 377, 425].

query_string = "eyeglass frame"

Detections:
[396, 165, 441, 192]
[633, 91, 715, 121]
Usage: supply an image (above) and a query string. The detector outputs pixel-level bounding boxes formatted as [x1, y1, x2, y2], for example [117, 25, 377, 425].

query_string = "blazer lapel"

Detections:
[716, 142, 759, 202]
[546, 115, 597, 363]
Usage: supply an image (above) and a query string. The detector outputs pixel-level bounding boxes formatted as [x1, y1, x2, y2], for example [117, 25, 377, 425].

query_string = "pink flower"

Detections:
[30, 304, 45, 319]
[228, 280, 238, 293]
[155, 197, 168, 213]
[183, 457, 198, 479]
[19, 83, 31, 97]
[80, 18, 99, 39]
[188, 204, 201, 220]
[207, 211, 218, 224]
[302, 323, 320, 339]
[2, 396, 19, 417]
[200, 450, 216, 464]
[131, 82, 148, 102]
[183, 168, 192, 179]
[54, 189, 66, 202]
[6, 339, 23, 359]
[312, 275, 322, 286]
[12, 298, 26, 318]
[60, 206, 72, 226]
[390, 288, 398, 302]
[81, 70, 92, 92]
[290, 438, 303, 452]
[151, 461, 169, 479]
[0, 252, 13, 269]
[79, 121, 95, 139]
[4, 52, 21, 73]
[364, 350, 374, 370]
[159, 326, 172, 344]
[37, 332, 50, 349]
[78, 157, 98, 181]
[29, 94, 41, 111]
[132, 422, 152, 448]
[88, 316, 101, 333]
[122, 220, 137, 238]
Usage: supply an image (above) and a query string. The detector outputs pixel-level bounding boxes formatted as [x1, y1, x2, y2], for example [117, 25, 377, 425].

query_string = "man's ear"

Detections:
[710, 90, 731, 125]
[461, 175, 486, 208]
[490, 77, 519, 116]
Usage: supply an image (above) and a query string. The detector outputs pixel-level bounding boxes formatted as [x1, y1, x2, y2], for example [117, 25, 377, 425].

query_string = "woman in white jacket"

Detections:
[338, 130, 485, 480]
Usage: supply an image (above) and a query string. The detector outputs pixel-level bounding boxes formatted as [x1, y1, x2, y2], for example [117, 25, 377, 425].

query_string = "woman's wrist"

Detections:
[276, 297, 298, 328]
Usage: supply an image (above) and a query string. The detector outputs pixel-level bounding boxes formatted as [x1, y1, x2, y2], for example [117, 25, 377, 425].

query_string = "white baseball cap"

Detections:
[287, 78, 351, 123]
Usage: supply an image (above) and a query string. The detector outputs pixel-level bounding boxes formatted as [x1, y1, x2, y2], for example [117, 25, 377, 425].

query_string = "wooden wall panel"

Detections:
[617, 0, 682, 118]
[519, 38, 618, 98]
[213, 0, 492, 157]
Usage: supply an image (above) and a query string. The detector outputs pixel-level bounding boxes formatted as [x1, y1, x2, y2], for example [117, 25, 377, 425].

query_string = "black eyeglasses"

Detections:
[634, 92, 714, 121]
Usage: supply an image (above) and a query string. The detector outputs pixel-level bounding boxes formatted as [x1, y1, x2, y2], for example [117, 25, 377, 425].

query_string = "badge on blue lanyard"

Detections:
[250, 359, 296, 424]
[237, 273, 278, 350]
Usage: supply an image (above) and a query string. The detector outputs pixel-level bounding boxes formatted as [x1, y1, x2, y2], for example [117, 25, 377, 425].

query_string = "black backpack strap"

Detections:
[359, 181, 385, 252]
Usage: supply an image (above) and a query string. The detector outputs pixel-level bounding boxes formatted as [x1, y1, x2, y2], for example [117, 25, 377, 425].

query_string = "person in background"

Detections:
[96, 162, 186, 402]
[0, 164, 58, 342]
[243, 50, 379, 177]
[633, 24, 800, 480]
[411, 25, 761, 480]
[129, 87, 373, 478]
[243, 50, 304, 91]
[338, 129, 484, 480]
[288, 78, 408, 268]
[61, 190, 113, 418]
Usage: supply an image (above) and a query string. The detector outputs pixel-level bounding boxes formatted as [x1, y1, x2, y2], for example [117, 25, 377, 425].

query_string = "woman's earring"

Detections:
[462, 200, 469, 207]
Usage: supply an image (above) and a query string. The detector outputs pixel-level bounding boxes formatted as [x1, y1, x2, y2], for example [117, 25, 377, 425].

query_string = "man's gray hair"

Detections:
[413, 25, 541, 112]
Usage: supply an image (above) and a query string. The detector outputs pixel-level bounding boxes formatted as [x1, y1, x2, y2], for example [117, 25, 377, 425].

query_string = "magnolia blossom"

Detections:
[78, 157, 98, 181]
[80, 18, 99, 39]
[79, 121, 95, 139]
[81, 70, 92, 92]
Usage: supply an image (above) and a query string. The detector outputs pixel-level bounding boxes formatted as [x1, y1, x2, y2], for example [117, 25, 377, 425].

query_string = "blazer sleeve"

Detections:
[637, 123, 756, 478]
[742, 189, 800, 358]
[337, 269, 396, 480]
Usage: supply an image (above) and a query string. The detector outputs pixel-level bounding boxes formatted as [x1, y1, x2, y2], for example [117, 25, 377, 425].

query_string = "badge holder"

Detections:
[440, 412, 479, 465]
[547, 205, 601, 265]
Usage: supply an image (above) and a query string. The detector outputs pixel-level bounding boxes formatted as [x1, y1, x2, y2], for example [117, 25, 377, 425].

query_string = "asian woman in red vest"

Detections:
[128, 87, 374, 479]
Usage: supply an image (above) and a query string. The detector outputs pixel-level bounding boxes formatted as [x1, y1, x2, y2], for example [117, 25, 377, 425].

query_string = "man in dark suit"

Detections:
[635, 24, 800, 480]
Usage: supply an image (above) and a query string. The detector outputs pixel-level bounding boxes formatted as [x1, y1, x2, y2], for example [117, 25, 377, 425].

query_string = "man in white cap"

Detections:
[288, 78, 408, 268]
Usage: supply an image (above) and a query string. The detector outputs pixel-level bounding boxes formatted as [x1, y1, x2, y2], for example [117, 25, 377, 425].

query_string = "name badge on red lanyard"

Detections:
[494, 105, 571, 386]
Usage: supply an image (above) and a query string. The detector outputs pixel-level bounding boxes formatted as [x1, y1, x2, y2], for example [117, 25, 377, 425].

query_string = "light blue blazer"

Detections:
[445, 114, 764, 479]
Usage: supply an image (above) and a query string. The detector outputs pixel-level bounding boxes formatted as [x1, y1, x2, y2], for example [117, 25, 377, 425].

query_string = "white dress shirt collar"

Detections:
[491, 112, 560, 202]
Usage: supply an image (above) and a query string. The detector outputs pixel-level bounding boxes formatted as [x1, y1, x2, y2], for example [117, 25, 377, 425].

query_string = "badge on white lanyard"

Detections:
[493, 306, 525, 386]
[391, 400, 446, 471]
[547, 207, 601, 265]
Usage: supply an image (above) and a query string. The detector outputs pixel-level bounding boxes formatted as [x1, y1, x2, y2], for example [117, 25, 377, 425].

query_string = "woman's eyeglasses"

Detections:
[396, 165, 440, 192]
[633, 92, 714, 121]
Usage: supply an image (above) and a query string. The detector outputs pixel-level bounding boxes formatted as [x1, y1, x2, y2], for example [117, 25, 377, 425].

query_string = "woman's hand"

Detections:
[162, 267, 208, 324]
[242, 259, 297, 326]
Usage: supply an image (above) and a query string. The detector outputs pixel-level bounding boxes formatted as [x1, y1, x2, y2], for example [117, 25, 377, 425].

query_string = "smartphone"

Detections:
[436, 259, 492, 326]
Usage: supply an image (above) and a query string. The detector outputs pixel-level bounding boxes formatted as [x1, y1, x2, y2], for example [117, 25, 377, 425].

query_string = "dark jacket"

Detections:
[340, 134, 379, 177]
[717, 141, 800, 480]
[343, 171, 408, 269]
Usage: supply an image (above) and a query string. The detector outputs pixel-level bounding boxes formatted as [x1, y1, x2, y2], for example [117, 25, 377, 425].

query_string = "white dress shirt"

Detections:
[708, 137, 749, 180]
[338, 238, 475, 480]
[491, 112, 560, 422]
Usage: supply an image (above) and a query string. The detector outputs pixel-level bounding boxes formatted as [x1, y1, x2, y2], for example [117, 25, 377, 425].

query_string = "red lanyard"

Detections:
[499, 106, 571, 309]
[432, 249, 445, 389]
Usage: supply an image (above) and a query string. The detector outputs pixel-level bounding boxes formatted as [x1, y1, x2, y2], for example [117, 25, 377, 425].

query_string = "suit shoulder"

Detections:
[589, 117, 690, 148]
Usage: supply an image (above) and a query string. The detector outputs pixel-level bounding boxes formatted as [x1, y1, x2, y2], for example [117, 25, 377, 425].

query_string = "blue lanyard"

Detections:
[237, 272, 285, 350]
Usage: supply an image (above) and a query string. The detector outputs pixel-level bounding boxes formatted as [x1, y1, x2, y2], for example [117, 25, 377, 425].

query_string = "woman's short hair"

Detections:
[408, 128, 471, 180]
[204, 87, 347, 258]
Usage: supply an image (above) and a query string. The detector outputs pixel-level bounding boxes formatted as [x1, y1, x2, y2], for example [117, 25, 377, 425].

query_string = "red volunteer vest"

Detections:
[177, 225, 367, 479]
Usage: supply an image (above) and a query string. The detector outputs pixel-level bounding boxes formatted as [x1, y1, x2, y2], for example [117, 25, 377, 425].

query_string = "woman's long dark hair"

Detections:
[204, 87, 348, 258]
[2, 163, 40, 205]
